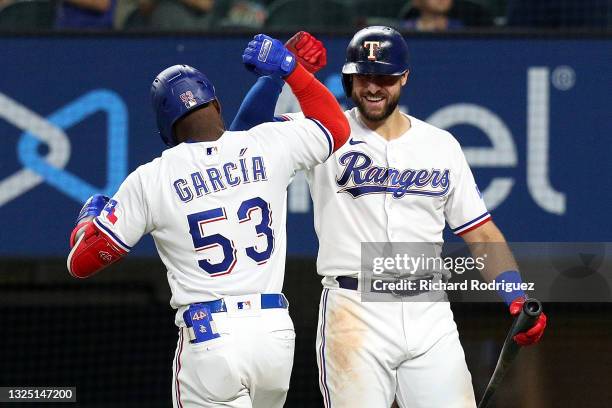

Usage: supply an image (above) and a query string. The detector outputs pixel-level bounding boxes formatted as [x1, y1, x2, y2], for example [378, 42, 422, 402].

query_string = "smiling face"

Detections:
[350, 72, 408, 123]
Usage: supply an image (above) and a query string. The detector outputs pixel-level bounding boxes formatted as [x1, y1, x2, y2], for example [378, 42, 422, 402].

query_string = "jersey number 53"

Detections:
[187, 196, 274, 276]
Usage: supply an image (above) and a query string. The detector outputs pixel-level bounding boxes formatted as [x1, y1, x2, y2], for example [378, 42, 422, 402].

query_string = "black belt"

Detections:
[336, 276, 359, 290]
[336, 276, 433, 297]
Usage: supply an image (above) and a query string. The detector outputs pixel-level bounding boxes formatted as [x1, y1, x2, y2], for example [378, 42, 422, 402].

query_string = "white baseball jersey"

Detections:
[94, 118, 334, 312]
[289, 107, 489, 277]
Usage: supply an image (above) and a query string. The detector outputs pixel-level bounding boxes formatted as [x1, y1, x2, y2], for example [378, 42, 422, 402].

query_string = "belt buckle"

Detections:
[224, 294, 262, 317]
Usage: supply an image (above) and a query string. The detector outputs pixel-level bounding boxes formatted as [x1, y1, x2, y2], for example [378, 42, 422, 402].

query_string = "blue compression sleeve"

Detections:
[494, 270, 526, 305]
[229, 75, 285, 131]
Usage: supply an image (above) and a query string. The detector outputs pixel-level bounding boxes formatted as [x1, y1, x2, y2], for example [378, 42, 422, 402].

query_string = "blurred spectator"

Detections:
[149, 0, 215, 30]
[0, 0, 13, 9]
[507, 0, 609, 28]
[221, 0, 267, 28]
[115, 0, 155, 29]
[181, 0, 214, 13]
[402, 0, 464, 31]
[56, 0, 117, 29]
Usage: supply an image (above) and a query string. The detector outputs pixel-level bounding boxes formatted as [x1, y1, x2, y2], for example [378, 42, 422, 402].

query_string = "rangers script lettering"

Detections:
[336, 151, 450, 198]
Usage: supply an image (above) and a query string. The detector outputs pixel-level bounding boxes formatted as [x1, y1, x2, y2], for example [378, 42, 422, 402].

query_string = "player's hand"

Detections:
[285, 31, 327, 74]
[70, 194, 110, 247]
[243, 34, 297, 78]
[509, 297, 547, 346]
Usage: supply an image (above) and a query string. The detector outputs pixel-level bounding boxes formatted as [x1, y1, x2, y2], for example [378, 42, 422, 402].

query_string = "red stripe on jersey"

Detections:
[456, 215, 492, 236]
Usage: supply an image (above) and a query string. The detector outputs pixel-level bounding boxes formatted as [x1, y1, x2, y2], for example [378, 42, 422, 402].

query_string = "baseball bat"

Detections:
[477, 298, 543, 408]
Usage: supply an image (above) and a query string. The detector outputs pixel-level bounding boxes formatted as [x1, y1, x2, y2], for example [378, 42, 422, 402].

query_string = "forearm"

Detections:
[462, 221, 524, 304]
[230, 76, 284, 131]
[467, 240, 518, 283]
[65, 0, 111, 12]
[463, 222, 547, 345]
[285, 64, 350, 149]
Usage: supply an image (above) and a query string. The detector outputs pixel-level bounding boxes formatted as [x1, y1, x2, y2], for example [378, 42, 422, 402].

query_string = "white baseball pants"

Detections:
[316, 288, 476, 408]
[172, 307, 295, 408]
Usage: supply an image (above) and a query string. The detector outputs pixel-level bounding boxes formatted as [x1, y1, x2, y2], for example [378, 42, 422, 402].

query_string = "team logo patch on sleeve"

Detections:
[103, 199, 119, 224]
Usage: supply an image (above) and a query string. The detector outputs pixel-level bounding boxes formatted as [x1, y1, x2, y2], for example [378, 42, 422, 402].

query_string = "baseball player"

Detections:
[229, 27, 547, 407]
[66, 34, 349, 408]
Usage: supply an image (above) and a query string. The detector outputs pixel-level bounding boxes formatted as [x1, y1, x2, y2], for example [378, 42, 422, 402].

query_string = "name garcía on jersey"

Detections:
[335, 151, 450, 199]
[173, 155, 268, 203]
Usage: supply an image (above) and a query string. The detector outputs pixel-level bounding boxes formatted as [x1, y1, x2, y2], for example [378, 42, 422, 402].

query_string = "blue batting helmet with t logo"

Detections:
[151, 64, 217, 147]
[342, 26, 410, 98]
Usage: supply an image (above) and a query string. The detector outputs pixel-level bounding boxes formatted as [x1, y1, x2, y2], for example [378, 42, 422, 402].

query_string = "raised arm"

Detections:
[230, 32, 328, 132]
[242, 33, 348, 150]
[229, 75, 284, 131]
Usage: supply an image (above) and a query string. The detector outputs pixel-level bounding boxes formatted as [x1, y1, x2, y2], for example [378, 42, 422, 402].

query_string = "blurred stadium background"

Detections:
[1, 0, 611, 407]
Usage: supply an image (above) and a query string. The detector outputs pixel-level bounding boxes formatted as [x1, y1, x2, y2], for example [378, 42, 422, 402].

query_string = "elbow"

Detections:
[66, 221, 127, 279]
[67, 250, 101, 279]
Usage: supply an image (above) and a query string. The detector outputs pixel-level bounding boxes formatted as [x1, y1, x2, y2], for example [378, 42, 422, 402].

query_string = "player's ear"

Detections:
[211, 99, 226, 130]
[401, 71, 409, 87]
[212, 99, 222, 114]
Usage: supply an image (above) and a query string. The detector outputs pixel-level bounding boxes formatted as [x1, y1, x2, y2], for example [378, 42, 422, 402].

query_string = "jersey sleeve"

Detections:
[250, 115, 333, 173]
[444, 142, 491, 236]
[93, 167, 152, 252]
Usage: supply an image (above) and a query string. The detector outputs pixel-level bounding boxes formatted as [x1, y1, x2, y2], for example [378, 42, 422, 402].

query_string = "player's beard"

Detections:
[352, 90, 400, 123]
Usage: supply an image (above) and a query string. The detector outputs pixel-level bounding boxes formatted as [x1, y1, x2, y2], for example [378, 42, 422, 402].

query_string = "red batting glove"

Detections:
[509, 297, 547, 346]
[285, 31, 327, 74]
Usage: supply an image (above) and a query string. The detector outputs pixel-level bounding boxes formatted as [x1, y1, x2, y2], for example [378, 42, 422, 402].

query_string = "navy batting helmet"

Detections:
[151, 64, 217, 147]
[342, 26, 410, 98]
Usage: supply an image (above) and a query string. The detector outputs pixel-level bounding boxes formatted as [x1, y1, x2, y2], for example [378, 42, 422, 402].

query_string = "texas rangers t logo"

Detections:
[363, 41, 381, 60]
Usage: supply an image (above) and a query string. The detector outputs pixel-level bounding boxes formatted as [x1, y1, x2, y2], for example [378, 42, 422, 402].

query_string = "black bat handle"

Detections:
[478, 298, 543, 408]
[510, 299, 543, 339]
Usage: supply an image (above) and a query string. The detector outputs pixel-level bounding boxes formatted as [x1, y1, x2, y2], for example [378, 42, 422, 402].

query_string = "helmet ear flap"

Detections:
[342, 74, 353, 99]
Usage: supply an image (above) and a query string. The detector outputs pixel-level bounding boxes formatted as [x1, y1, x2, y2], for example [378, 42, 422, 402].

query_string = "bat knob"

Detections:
[523, 298, 543, 316]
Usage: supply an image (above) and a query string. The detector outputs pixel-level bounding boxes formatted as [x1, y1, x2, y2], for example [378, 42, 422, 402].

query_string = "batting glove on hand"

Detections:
[243, 34, 297, 78]
[509, 297, 547, 346]
[285, 31, 327, 74]
[70, 194, 110, 247]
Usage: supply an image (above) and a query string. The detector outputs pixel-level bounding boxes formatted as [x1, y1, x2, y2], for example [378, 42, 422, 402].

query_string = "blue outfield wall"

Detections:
[0, 35, 610, 256]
